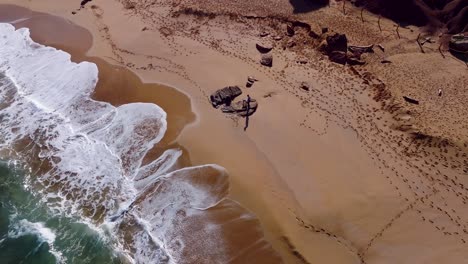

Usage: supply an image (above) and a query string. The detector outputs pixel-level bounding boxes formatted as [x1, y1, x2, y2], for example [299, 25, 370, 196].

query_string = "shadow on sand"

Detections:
[289, 0, 329, 13]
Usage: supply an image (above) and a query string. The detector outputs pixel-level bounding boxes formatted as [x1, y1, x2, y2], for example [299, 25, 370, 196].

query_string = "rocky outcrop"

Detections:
[210, 86, 242, 108]
[260, 53, 273, 67]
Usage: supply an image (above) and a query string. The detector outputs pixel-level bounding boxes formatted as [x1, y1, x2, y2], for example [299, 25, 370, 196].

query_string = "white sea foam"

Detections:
[8, 219, 65, 263]
[0, 23, 237, 263]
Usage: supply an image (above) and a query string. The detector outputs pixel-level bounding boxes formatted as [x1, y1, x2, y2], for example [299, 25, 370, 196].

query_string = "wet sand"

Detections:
[0, 5, 283, 263]
[1, 1, 467, 264]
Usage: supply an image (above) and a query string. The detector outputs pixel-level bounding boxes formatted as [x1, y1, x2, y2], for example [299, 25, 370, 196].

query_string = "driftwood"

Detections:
[420, 37, 435, 46]
[348, 44, 374, 54]
[403, 96, 419, 105]
[377, 44, 385, 52]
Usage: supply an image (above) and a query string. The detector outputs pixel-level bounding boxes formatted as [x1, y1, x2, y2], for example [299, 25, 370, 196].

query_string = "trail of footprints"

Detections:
[84, 1, 468, 262]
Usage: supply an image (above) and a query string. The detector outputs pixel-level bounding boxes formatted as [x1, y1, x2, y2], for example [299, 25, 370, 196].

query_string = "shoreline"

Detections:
[1, 1, 466, 263]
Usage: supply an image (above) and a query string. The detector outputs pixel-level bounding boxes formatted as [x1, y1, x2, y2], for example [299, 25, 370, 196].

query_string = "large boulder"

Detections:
[210, 86, 242, 108]
[326, 33, 348, 53]
[260, 53, 273, 67]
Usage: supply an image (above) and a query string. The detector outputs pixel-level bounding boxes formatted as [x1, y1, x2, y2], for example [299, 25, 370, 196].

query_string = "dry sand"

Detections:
[0, 0, 467, 263]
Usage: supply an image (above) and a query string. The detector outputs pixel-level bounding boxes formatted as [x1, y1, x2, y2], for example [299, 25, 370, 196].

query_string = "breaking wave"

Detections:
[0, 23, 278, 263]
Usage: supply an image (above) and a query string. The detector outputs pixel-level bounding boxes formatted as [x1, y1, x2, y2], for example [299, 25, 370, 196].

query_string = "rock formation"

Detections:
[210, 86, 242, 108]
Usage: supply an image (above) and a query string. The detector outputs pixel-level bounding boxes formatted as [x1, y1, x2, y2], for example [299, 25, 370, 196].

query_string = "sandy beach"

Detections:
[0, 0, 466, 263]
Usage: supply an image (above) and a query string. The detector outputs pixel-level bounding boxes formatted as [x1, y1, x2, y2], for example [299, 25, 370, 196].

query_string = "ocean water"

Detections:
[0, 161, 122, 264]
[0, 22, 260, 263]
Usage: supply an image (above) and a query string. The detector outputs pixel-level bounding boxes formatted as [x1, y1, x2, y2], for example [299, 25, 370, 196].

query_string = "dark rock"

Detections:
[347, 56, 366, 65]
[222, 99, 258, 117]
[80, 0, 92, 7]
[326, 33, 348, 53]
[256, 41, 273, 53]
[309, 30, 320, 39]
[403, 96, 419, 105]
[449, 34, 468, 53]
[260, 53, 273, 67]
[72, 11, 77, 15]
[246, 76, 257, 88]
[381, 59, 392, 64]
[287, 25, 295, 36]
[300, 82, 310, 91]
[210, 86, 242, 108]
[321, 27, 329, 34]
[329, 51, 347, 65]
[259, 31, 269, 37]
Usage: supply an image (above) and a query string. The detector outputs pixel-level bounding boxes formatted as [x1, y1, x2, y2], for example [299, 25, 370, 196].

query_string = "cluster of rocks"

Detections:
[319, 33, 374, 65]
[256, 38, 274, 67]
[210, 86, 258, 117]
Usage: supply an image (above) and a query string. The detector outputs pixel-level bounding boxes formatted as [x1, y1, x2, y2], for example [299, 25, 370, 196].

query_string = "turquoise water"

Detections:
[0, 161, 124, 264]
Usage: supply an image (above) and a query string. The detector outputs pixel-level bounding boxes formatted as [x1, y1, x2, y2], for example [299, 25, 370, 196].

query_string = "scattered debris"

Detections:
[329, 51, 347, 65]
[300, 82, 310, 91]
[122, 0, 136, 9]
[260, 53, 273, 67]
[420, 37, 435, 46]
[296, 56, 308, 64]
[210, 86, 242, 108]
[309, 30, 320, 39]
[377, 44, 385, 52]
[287, 39, 296, 48]
[246, 76, 258, 88]
[259, 31, 269, 37]
[286, 24, 295, 37]
[348, 44, 374, 54]
[347, 56, 366, 65]
[256, 41, 273, 53]
[273, 35, 283, 41]
[403, 96, 420, 105]
[438, 89, 443, 97]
